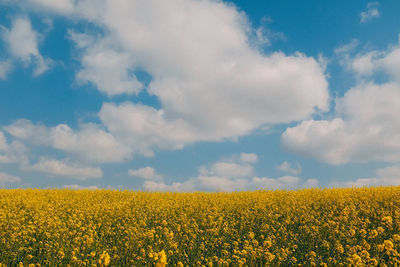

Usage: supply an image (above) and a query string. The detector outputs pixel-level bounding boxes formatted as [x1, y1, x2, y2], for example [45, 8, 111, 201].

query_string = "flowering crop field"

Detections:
[1, 188, 400, 266]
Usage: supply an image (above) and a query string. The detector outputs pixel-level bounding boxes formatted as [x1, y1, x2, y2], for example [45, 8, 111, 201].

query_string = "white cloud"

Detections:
[143, 174, 311, 192]
[334, 39, 359, 55]
[27, 0, 75, 14]
[282, 82, 400, 165]
[1, 17, 50, 76]
[49, 123, 132, 163]
[11, 0, 328, 156]
[98, 102, 198, 156]
[240, 153, 258, 163]
[333, 166, 400, 187]
[5, 119, 48, 144]
[0, 132, 7, 150]
[0, 60, 12, 79]
[338, 45, 400, 80]
[143, 180, 196, 192]
[198, 153, 257, 179]
[211, 162, 253, 178]
[5, 119, 132, 163]
[90, 0, 327, 148]
[72, 34, 143, 96]
[63, 184, 100, 190]
[276, 161, 302, 175]
[128, 166, 163, 181]
[25, 157, 103, 179]
[0, 0, 330, 170]
[143, 153, 315, 192]
[282, 39, 400, 165]
[0, 131, 28, 164]
[360, 2, 380, 23]
[0, 172, 21, 184]
[303, 178, 319, 188]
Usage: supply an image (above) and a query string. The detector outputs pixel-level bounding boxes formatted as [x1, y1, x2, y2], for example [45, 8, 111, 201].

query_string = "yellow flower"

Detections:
[155, 250, 167, 267]
[382, 216, 393, 226]
[336, 245, 344, 254]
[99, 251, 110, 266]
[349, 229, 356, 236]
[383, 240, 394, 250]
[248, 231, 255, 239]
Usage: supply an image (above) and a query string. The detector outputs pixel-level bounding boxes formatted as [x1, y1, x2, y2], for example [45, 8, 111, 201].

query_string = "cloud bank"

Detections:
[143, 153, 317, 192]
[282, 39, 400, 165]
[0, 0, 330, 167]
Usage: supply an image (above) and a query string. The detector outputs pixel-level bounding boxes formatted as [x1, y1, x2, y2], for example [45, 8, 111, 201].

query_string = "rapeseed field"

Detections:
[0, 187, 400, 266]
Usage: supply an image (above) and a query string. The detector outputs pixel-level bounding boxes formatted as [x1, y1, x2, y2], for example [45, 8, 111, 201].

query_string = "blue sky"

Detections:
[1, 0, 400, 191]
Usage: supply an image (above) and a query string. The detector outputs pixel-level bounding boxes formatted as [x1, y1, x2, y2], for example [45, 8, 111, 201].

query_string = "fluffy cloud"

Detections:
[128, 166, 163, 181]
[144, 174, 317, 192]
[98, 103, 199, 156]
[282, 40, 400, 165]
[143, 153, 316, 192]
[0, 60, 12, 79]
[360, 2, 380, 23]
[240, 153, 258, 163]
[71, 32, 143, 96]
[276, 161, 302, 175]
[1, 17, 50, 76]
[5, 0, 328, 158]
[199, 161, 254, 179]
[0, 132, 7, 150]
[27, 0, 75, 14]
[63, 184, 100, 190]
[49, 123, 132, 163]
[0, 131, 28, 164]
[0, 172, 21, 184]
[0, 0, 331, 177]
[282, 82, 400, 165]
[24, 157, 103, 179]
[333, 166, 400, 187]
[337, 41, 400, 80]
[5, 119, 131, 163]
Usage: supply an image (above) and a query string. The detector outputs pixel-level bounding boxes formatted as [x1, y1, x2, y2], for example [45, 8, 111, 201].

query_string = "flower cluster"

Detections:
[0, 187, 400, 266]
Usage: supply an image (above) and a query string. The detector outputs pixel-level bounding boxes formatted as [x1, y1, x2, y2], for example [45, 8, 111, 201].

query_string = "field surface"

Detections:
[1, 187, 400, 266]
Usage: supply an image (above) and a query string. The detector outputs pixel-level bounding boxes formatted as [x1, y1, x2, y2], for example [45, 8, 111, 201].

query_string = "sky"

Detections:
[1, 0, 400, 191]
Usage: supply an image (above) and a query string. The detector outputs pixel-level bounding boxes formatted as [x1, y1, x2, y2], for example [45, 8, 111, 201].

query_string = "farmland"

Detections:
[1, 187, 400, 266]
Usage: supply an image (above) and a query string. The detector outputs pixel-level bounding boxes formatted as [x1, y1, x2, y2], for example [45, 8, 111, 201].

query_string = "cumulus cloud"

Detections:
[276, 161, 302, 175]
[24, 157, 103, 179]
[71, 32, 144, 96]
[332, 166, 400, 187]
[336, 41, 400, 80]
[0, 60, 12, 79]
[334, 39, 359, 55]
[282, 40, 400, 165]
[0, 0, 331, 179]
[360, 2, 380, 23]
[0, 132, 7, 150]
[0, 131, 28, 164]
[27, 0, 75, 14]
[49, 123, 132, 163]
[144, 174, 317, 192]
[5, 119, 131, 163]
[0, 172, 21, 184]
[199, 162, 253, 179]
[143, 153, 316, 192]
[240, 153, 258, 163]
[128, 166, 163, 181]
[1, 17, 50, 76]
[63, 184, 100, 190]
[3, 0, 328, 158]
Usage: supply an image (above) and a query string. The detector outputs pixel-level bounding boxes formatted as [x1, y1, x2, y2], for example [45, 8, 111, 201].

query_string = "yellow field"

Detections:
[0, 187, 400, 266]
